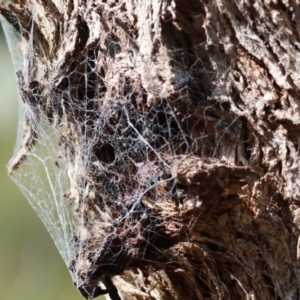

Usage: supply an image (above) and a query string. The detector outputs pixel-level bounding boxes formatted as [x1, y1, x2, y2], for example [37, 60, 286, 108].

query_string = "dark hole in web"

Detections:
[93, 143, 115, 164]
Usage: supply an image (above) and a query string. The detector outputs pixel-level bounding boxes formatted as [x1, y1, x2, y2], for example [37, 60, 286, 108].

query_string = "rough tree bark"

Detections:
[1, 0, 300, 299]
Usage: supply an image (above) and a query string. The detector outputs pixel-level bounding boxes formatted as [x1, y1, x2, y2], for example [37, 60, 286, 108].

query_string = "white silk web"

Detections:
[1, 16, 78, 269]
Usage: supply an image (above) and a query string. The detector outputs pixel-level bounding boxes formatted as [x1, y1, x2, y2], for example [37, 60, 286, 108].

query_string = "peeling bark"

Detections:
[2, 0, 300, 299]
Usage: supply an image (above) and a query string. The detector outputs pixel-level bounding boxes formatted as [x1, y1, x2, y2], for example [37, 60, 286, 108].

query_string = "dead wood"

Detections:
[2, 0, 300, 299]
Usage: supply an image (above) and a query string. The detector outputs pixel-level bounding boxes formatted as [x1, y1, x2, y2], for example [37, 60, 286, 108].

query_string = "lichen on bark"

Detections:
[2, 0, 300, 299]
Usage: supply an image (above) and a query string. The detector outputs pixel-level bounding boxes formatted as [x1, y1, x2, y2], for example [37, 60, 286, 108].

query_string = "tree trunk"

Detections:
[2, 0, 300, 299]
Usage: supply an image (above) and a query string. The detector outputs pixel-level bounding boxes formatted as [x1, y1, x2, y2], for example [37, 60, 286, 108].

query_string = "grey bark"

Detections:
[1, 0, 300, 299]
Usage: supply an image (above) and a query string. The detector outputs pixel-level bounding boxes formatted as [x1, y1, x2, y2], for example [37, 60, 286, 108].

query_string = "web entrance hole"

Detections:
[93, 143, 115, 164]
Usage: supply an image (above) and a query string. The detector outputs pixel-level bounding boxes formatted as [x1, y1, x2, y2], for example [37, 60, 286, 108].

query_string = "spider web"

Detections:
[1, 15, 77, 268]
[0, 2, 241, 299]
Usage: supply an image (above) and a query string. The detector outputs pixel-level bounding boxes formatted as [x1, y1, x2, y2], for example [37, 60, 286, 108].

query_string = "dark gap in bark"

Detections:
[174, 0, 205, 18]
[85, 48, 98, 101]
[263, 274, 276, 299]
[205, 242, 219, 252]
[241, 116, 251, 162]
[231, 86, 244, 110]
[273, 101, 282, 111]
[98, 66, 107, 96]
[161, 8, 215, 103]
[67, 0, 74, 15]
[195, 277, 212, 298]
[76, 16, 90, 54]
[104, 33, 122, 59]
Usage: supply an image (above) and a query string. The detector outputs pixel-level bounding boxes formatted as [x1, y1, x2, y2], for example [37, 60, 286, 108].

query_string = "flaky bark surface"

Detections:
[2, 0, 300, 299]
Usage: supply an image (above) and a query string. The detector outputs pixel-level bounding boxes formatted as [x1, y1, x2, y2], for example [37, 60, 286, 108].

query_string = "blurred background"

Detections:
[0, 24, 86, 300]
